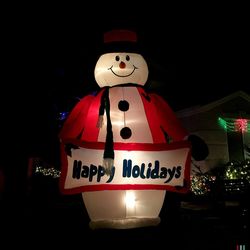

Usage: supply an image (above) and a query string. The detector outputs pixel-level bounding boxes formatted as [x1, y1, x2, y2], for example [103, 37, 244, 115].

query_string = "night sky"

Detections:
[2, 5, 249, 163]
[5, 6, 249, 109]
[26, 13, 248, 110]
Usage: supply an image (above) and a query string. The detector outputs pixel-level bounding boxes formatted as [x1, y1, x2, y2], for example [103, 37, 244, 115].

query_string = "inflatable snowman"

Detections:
[59, 29, 192, 229]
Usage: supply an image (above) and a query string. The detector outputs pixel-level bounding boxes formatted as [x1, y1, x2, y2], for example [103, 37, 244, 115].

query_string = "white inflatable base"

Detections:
[89, 217, 161, 230]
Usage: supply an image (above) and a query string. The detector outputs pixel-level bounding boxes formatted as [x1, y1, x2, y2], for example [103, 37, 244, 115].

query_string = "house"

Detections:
[176, 90, 250, 175]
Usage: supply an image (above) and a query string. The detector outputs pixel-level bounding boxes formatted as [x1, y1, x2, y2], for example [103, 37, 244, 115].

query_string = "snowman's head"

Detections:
[94, 29, 149, 88]
[94, 52, 148, 88]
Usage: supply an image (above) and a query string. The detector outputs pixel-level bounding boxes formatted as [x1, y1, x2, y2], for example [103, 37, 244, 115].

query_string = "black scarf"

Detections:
[99, 87, 114, 160]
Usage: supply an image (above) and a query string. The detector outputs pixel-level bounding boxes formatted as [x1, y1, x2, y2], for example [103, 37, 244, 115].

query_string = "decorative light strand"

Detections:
[218, 117, 249, 133]
[190, 175, 216, 196]
[224, 160, 250, 183]
[31, 158, 61, 178]
[190, 160, 250, 195]
[35, 166, 61, 178]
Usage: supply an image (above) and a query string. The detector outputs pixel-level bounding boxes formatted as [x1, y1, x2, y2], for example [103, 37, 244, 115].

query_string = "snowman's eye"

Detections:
[126, 55, 130, 61]
[115, 56, 120, 61]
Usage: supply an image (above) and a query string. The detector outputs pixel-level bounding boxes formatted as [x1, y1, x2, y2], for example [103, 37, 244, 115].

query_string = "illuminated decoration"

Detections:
[235, 119, 248, 132]
[190, 174, 216, 196]
[236, 244, 246, 250]
[190, 161, 215, 196]
[35, 166, 61, 178]
[224, 160, 250, 183]
[58, 111, 69, 121]
[59, 29, 191, 229]
[218, 117, 250, 133]
[29, 157, 61, 178]
[190, 160, 250, 196]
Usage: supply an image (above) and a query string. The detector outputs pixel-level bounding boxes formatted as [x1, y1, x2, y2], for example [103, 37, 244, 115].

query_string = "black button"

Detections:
[120, 127, 132, 139]
[118, 100, 129, 111]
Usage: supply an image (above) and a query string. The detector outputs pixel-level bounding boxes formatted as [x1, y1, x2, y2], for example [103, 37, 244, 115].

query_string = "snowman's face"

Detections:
[94, 52, 148, 88]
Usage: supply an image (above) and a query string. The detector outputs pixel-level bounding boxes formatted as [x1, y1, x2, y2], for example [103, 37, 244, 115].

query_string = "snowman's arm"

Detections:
[150, 93, 188, 141]
[59, 95, 95, 141]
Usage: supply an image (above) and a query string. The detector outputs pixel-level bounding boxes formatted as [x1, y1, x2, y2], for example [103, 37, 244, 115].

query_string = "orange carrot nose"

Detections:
[119, 61, 126, 69]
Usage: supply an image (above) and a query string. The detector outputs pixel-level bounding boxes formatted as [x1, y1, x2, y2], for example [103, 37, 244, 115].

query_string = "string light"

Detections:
[235, 119, 248, 132]
[218, 117, 249, 133]
[31, 158, 61, 178]
[190, 175, 216, 196]
[190, 160, 250, 195]
[35, 166, 61, 178]
[224, 160, 250, 183]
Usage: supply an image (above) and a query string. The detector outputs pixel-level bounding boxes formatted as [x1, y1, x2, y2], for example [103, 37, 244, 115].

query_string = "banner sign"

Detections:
[60, 140, 191, 194]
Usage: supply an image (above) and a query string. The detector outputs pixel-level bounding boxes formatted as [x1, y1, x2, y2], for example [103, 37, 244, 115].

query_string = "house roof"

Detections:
[176, 90, 250, 118]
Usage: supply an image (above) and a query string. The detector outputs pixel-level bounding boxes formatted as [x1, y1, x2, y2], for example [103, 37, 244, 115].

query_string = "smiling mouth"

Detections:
[108, 65, 138, 77]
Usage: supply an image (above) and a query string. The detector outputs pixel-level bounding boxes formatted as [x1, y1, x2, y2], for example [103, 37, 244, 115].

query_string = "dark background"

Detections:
[2, 3, 249, 196]
[4, 5, 249, 109]
[1, 5, 249, 249]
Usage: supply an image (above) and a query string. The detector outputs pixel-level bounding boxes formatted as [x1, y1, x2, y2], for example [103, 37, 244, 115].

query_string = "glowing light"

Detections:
[235, 119, 248, 132]
[125, 190, 136, 208]
[58, 112, 69, 121]
[218, 117, 227, 130]
[59, 29, 191, 229]
[218, 117, 249, 133]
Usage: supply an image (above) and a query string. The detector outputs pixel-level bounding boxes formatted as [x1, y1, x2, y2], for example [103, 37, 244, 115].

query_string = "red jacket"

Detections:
[59, 86, 188, 144]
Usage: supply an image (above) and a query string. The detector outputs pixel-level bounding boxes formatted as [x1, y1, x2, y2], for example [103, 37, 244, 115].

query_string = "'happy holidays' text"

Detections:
[72, 159, 182, 184]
